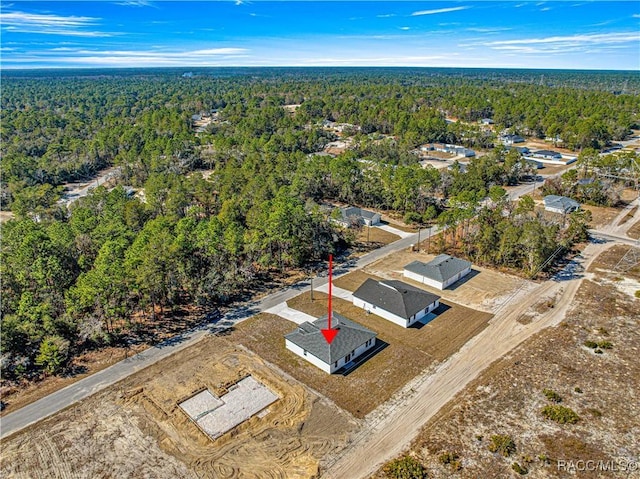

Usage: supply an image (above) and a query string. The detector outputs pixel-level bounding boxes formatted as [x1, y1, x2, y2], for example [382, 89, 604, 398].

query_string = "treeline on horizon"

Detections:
[0, 69, 637, 380]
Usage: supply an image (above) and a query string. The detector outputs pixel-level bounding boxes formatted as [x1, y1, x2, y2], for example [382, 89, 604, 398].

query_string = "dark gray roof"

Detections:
[353, 279, 441, 320]
[533, 149, 562, 157]
[285, 313, 377, 364]
[404, 254, 472, 283]
[341, 206, 378, 221]
[543, 195, 580, 212]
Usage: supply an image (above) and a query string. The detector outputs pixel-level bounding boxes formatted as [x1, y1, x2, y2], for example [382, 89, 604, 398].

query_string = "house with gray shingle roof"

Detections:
[352, 279, 441, 328]
[404, 254, 472, 290]
[543, 195, 580, 214]
[284, 313, 377, 373]
[338, 206, 381, 227]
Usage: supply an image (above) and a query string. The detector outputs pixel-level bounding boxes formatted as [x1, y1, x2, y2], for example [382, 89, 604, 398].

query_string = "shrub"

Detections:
[383, 455, 428, 479]
[538, 454, 550, 464]
[597, 341, 612, 349]
[512, 462, 528, 475]
[541, 405, 580, 424]
[595, 349, 603, 354]
[543, 389, 563, 403]
[635, 290, 640, 298]
[488, 435, 516, 457]
[439, 451, 462, 471]
[584, 340, 598, 349]
[574, 387, 583, 393]
[404, 211, 423, 225]
[35, 335, 70, 375]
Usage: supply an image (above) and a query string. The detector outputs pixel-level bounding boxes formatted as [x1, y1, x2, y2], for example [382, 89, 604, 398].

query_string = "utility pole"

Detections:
[417, 227, 421, 252]
[310, 275, 314, 301]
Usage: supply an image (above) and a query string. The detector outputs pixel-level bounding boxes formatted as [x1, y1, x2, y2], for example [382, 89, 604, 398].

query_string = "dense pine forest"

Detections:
[1, 67, 639, 379]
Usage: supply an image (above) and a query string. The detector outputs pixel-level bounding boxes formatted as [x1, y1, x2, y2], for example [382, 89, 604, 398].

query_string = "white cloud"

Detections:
[479, 32, 640, 55]
[411, 6, 470, 16]
[0, 10, 115, 37]
[115, 0, 156, 7]
[377, 14, 396, 18]
[399, 26, 410, 31]
[485, 32, 640, 46]
[633, 14, 640, 18]
[3, 46, 251, 67]
[467, 27, 512, 33]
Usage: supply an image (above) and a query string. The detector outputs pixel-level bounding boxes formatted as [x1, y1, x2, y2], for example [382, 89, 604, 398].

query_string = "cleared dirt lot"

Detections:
[1, 334, 356, 479]
[357, 249, 529, 312]
[628, 220, 640, 239]
[373, 245, 639, 479]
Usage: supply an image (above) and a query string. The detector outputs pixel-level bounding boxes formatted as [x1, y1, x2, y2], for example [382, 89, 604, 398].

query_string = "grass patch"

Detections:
[383, 456, 428, 479]
[488, 434, 516, 457]
[541, 405, 580, 424]
[357, 227, 400, 245]
[542, 388, 563, 403]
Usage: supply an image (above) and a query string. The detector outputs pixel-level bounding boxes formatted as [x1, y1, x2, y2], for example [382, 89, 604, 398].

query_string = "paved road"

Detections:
[0, 228, 423, 440]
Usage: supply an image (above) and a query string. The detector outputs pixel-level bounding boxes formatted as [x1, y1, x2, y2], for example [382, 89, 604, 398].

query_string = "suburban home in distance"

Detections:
[352, 279, 441, 328]
[500, 134, 525, 145]
[404, 254, 472, 290]
[338, 206, 381, 227]
[284, 313, 377, 374]
[543, 195, 580, 214]
[480, 118, 494, 125]
[531, 149, 563, 161]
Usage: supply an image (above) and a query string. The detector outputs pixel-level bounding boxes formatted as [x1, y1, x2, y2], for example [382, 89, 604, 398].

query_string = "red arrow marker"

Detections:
[321, 254, 338, 344]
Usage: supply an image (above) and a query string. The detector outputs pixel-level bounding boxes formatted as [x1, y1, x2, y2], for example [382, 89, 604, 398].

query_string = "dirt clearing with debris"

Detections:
[1, 333, 356, 479]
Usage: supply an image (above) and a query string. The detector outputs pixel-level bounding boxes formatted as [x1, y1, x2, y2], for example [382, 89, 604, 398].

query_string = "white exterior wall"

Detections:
[353, 297, 408, 327]
[353, 297, 440, 327]
[545, 206, 565, 214]
[442, 266, 472, 289]
[286, 337, 376, 374]
[404, 266, 471, 290]
[363, 213, 381, 226]
[285, 339, 331, 373]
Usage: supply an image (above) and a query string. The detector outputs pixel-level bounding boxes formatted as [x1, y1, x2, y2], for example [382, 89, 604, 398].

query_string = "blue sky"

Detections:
[1, 1, 639, 70]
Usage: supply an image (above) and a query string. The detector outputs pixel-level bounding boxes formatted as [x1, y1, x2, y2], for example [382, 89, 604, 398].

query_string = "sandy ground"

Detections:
[0, 335, 356, 479]
[370, 246, 640, 479]
[321, 237, 612, 478]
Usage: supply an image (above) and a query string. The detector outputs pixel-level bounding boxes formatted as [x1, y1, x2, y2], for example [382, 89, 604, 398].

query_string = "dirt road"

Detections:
[321, 241, 608, 479]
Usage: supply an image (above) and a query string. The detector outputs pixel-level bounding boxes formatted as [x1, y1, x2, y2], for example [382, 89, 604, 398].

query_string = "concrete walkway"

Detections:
[317, 283, 354, 301]
[376, 224, 413, 239]
[264, 303, 316, 325]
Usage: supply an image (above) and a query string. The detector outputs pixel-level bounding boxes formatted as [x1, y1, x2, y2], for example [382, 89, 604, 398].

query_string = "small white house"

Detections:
[352, 279, 441, 328]
[404, 254, 472, 290]
[532, 150, 562, 161]
[284, 313, 377, 374]
[339, 206, 381, 227]
[543, 195, 580, 214]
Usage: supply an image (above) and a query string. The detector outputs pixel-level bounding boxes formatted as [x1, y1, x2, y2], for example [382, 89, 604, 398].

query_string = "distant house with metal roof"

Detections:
[532, 150, 562, 161]
[404, 254, 473, 290]
[543, 195, 580, 214]
[481, 118, 494, 125]
[339, 206, 381, 227]
[352, 279, 441, 328]
[284, 313, 377, 374]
